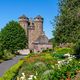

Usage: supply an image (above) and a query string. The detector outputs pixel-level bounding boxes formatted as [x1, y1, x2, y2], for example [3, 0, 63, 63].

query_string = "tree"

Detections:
[0, 21, 27, 53]
[53, 0, 80, 44]
[0, 32, 4, 58]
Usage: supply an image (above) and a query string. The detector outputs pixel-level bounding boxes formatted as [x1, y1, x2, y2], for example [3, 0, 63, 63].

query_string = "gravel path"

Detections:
[0, 55, 25, 77]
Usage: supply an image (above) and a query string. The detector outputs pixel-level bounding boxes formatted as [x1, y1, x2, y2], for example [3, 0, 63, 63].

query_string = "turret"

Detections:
[19, 15, 29, 35]
[34, 15, 43, 33]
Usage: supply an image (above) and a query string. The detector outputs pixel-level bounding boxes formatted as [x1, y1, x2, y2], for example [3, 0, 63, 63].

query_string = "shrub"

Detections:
[74, 41, 80, 55]
[0, 43, 4, 58]
[41, 70, 54, 80]
[3, 50, 15, 60]
[0, 49, 15, 61]
[17, 62, 34, 79]
[41, 53, 53, 60]
[33, 62, 47, 75]
[53, 53, 64, 59]
[0, 51, 3, 59]
[0, 60, 23, 80]
[54, 48, 73, 54]
[52, 59, 80, 80]
[42, 49, 53, 53]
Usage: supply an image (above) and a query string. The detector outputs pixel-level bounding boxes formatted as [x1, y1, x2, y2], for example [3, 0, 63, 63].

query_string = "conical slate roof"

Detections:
[34, 15, 43, 20]
[19, 15, 29, 19]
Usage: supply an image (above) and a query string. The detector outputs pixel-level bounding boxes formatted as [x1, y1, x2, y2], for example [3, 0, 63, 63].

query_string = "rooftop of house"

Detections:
[33, 32, 49, 44]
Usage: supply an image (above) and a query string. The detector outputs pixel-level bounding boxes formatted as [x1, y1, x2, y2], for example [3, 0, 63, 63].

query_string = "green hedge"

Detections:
[54, 48, 73, 54]
[0, 60, 23, 80]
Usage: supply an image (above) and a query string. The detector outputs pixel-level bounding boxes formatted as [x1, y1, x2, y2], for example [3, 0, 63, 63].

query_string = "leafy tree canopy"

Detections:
[53, 0, 80, 44]
[0, 21, 27, 52]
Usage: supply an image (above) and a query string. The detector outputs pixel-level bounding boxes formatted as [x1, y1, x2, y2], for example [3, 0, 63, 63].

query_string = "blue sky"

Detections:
[0, 0, 58, 39]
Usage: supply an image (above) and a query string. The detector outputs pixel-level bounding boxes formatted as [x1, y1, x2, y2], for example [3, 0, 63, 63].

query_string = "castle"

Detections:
[19, 15, 52, 52]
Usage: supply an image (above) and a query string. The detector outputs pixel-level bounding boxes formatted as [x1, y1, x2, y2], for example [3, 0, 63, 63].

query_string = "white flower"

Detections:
[29, 75, 34, 78]
[34, 76, 37, 79]
[68, 57, 73, 61]
[20, 73, 26, 80]
[28, 74, 37, 80]
[58, 61, 62, 64]
[28, 77, 33, 80]
[36, 71, 38, 76]
[64, 53, 70, 57]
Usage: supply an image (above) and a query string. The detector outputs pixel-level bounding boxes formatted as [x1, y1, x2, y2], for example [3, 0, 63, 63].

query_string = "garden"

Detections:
[0, 45, 80, 80]
[14, 47, 80, 80]
[0, 0, 80, 80]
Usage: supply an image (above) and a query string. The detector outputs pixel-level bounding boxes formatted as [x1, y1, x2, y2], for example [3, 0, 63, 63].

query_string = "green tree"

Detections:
[53, 0, 80, 44]
[0, 21, 27, 53]
[0, 32, 4, 58]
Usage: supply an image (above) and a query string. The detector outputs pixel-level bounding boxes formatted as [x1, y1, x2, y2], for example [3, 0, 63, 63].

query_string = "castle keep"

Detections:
[19, 15, 52, 52]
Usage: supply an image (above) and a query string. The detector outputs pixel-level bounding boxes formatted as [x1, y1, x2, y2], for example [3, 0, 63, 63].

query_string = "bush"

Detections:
[54, 48, 73, 54]
[74, 41, 80, 55]
[3, 50, 15, 60]
[42, 49, 53, 53]
[53, 48, 73, 59]
[0, 43, 4, 58]
[41, 70, 54, 80]
[0, 60, 23, 80]
[53, 53, 64, 59]
[0, 49, 15, 61]
[53, 59, 80, 80]
[41, 53, 53, 60]
[0, 51, 3, 58]
[33, 62, 47, 75]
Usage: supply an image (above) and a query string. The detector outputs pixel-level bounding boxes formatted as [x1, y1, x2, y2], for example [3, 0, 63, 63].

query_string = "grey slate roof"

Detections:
[33, 32, 49, 44]
[34, 15, 43, 20]
[19, 15, 29, 19]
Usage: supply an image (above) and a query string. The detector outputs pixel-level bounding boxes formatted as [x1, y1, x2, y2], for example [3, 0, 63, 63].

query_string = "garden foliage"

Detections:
[0, 21, 27, 53]
[74, 40, 80, 55]
[16, 50, 80, 80]
[53, 0, 80, 44]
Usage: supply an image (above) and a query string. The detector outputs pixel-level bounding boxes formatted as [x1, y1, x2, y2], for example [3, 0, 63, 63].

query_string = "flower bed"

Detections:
[16, 51, 80, 80]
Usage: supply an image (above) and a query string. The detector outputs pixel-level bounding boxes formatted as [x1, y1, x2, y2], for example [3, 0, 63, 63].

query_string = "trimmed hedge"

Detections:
[54, 48, 73, 54]
[0, 60, 23, 80]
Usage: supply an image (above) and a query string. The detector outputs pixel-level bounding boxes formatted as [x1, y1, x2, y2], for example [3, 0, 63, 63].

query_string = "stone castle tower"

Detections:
[19, 15, 52, 52]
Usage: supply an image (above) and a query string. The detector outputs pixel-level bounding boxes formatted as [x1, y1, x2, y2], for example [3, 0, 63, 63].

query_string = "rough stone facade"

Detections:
[19, 15, 52, 52]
